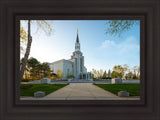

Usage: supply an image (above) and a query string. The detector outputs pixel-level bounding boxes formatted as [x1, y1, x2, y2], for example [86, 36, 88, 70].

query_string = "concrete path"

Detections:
[20, 83, 140, 100]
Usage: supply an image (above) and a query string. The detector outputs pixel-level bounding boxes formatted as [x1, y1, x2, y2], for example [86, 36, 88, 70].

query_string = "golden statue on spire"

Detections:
[77, 28, 78, 34]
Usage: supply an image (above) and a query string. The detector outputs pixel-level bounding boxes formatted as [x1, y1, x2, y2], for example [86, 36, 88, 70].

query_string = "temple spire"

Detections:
[75, 29, 80, 51]
[76, 28, 79, 43]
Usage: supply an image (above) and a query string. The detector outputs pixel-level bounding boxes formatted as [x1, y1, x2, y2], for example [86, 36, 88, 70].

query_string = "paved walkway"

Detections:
[20, 83, 140, 100]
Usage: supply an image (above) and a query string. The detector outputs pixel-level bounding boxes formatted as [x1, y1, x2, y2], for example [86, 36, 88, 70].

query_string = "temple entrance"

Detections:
[80, 72, 92, 80]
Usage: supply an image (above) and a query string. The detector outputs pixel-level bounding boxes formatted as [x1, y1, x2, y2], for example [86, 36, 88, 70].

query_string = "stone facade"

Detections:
[48, 29, 91, 79]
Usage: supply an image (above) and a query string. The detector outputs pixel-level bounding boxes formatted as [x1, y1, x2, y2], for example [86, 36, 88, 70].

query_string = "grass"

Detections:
[94, 84, 140, 96]
[20, 84, 68, 96]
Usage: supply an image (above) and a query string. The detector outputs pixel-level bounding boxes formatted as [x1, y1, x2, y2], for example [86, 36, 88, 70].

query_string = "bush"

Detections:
[67, 75, 75, 78]
[101, 77, 112, 79]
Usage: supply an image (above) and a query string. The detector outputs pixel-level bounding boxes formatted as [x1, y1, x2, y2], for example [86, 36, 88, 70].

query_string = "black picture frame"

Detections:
[0, 0, 160, 120]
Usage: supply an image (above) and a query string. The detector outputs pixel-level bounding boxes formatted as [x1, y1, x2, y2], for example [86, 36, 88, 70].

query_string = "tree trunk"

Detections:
[20, 20, 32, 80]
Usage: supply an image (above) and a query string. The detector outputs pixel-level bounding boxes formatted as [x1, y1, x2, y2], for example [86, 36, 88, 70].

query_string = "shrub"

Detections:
[101, 77, 112, 79]
[67, 75, 75, 78]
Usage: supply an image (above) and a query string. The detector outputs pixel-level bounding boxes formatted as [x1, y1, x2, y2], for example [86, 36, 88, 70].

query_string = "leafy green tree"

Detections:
[20, 27, 28, 54]
[125, 71, 134, 79]
[106, 20, 139, 37]
[113, 65, 124, 78]
[111, 71, 116, 78]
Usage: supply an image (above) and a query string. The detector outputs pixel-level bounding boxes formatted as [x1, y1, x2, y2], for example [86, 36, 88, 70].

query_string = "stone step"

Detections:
[70, 79, 92, 81]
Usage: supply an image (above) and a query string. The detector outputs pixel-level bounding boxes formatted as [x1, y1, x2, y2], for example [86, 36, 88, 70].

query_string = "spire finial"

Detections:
[77, 28, 78, 34]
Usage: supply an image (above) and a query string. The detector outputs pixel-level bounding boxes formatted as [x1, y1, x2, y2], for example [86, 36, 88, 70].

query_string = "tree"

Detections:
[122, 64, 129, 79]
[27, 57, 40, 68]
[91, 69, 97, 79]
[111, 71, 116, 78]
[126, 71, 134, 79]
[106, 20, 139, 37]
[99, 69, 104, 78]
[57, 69, 63, 78]
[107, 69, 111, 77]
[102, 70, 107, 78]
[91, 74, 94, 79]
[20, 58, 30, 79]
[35, 63, 43, 79]
[91, 69, 105, 79]
[27, 57, 40, 79]
[20, 20, 53, 80]
[113, 65, 124, 78]
[123, 64, 129, 73]
[20, 20, 32, 80]
[20, 27, 28, 54]
[137, 66, 140, 79]
[132, 66, 138, 78]
[41, 62, 51, 77]
[25, 57, 52, 79]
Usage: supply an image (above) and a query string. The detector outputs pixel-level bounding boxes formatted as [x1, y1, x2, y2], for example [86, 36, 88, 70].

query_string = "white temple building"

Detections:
[48, 29, 92, 80]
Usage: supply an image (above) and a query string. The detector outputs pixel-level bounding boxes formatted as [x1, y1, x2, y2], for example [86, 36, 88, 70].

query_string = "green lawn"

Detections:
[94, 84, 140, 96]
[20, 84, 68, 96]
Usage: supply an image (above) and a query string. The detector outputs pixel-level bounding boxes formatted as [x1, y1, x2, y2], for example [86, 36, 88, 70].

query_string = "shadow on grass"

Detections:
[94, 84, 140, 96]
[20, 84, 68, 96]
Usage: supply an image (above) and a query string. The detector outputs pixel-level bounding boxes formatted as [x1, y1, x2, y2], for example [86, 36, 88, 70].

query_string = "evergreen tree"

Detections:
[108, 69, 111, 77]
[102, 70, 107, 78]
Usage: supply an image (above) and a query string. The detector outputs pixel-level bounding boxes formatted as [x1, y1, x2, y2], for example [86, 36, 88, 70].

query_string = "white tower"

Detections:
[75, 29, 80, 51]
[71, 29, 84, 79]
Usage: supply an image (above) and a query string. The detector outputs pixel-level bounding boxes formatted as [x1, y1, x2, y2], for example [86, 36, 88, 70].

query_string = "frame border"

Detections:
[15, 15, 145, 106]
[0, 0, 159, 120]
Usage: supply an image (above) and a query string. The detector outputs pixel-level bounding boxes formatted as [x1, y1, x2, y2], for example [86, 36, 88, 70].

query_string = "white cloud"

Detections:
[98, 36, 140, 67]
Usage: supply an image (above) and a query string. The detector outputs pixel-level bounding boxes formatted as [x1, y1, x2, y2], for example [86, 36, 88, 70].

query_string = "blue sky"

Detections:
[20, 20, 140, 72]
